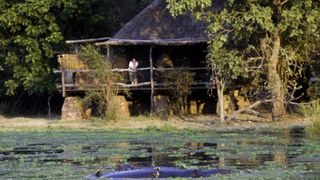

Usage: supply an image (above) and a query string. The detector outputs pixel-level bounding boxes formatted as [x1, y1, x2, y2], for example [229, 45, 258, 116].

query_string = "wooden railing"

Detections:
[54, 67, 212, 97]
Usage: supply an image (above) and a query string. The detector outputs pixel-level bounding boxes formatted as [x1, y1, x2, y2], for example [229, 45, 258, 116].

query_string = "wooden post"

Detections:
[109, 46, 114, 65]
[150, 46, 154, 113]
[61, 67, 66, 97]
[107, 45, 110, 61]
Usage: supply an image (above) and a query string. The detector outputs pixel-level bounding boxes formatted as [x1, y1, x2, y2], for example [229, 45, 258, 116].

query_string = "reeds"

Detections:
[299, 100, 320, 137]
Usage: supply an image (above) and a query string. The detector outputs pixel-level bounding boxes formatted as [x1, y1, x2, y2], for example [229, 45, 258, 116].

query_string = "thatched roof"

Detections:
[99, 0, 207, 46]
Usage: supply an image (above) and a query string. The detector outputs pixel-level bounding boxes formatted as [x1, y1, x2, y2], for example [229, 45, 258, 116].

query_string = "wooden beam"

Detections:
[66, 37, 109, 44]
[154, 67, 210, 71]
[58, 81, 211, 88]
[150, 46, 155, 113]
[112, 67, 151, 72]
[115, 82, 151, 87]
[54, 67, 209, 74]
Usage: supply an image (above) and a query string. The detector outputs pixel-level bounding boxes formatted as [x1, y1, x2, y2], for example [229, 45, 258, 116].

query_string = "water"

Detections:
[0, 128, 319, 179]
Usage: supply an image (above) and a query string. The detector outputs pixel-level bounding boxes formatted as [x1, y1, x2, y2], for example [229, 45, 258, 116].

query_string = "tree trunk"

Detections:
[216, 78, 225, 124]
[183, 96, 188, 115]
[268, 32, 285, 120]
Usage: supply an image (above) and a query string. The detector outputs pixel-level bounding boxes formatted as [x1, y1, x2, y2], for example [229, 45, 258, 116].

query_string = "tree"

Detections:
[0, 0, 153, 97]
[0, 0, 69, 96]
[58, 0, 153, 39]
[167, 0, 320, 121]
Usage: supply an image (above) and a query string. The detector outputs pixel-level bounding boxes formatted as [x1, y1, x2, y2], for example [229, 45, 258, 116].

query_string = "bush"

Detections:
[80, 45, 122, 121]
[299, 100, 320, 137]
[307, 82, 320, 100]
[164, 70, 195, 115]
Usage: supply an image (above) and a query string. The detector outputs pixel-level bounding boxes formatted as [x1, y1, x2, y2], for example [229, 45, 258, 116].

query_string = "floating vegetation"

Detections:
[0, 128, 319, 179]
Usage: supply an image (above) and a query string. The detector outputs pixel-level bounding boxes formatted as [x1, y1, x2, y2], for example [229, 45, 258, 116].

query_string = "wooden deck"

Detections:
[54, 67, 212, 96]
[57, 45, 211, 113]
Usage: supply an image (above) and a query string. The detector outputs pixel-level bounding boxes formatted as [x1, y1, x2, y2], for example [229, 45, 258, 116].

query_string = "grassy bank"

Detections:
[0, 114, 310, 132]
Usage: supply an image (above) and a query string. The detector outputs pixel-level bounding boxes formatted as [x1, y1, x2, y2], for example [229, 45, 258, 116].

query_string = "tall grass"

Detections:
[299, 100, 320, 137]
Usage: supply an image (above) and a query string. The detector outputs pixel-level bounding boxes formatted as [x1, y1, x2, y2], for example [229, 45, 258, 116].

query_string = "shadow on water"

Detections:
[289, 126, 305, 138]
[0, 127, 319, 179]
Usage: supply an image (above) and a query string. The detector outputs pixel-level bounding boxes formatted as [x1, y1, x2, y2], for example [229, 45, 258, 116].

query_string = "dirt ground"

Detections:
[0, 113, 310, 131]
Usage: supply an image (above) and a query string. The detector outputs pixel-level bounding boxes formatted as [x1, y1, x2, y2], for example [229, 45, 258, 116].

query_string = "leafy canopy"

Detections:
[0, 0, 69, 95]
[0, 0, 152, 96]
[167, 0, 320, 89]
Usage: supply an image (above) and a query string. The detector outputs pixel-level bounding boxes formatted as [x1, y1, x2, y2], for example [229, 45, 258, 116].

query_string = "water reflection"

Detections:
[0, 127, 319, 179]
[95, 128, 318, 173]
[102, 141, 282, 170]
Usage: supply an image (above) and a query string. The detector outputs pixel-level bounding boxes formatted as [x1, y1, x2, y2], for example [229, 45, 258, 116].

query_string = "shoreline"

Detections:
[0, 114, 310, 132]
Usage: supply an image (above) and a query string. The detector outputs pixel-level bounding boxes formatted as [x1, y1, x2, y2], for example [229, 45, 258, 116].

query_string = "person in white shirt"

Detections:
[128, 58, 139, 84]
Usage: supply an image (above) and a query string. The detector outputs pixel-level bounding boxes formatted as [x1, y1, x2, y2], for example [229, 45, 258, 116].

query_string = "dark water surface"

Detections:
[0, 127, 319, 179]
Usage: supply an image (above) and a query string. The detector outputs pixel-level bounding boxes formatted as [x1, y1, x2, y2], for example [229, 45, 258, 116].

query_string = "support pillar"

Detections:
[61, 68, 66, 97]
[149, 46, 155, 113]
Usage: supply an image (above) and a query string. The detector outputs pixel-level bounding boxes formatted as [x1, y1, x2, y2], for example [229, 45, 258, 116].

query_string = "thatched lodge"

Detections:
[57, 0, 217, 119]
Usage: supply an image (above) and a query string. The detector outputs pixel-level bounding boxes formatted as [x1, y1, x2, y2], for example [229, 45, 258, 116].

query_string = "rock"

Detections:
[154, 95, 169, 118]
[61, 97, 85, 120]
[233, 90, 250, 109]
[115, 96, 130, 117]
[189, 100, 205, 115]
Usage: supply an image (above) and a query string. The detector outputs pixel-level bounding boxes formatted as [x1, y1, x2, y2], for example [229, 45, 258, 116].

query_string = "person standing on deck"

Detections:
[128, 58, 139, 84]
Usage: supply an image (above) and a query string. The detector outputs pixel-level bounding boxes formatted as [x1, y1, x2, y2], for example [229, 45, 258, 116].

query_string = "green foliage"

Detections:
[299, 101, 320, 137]
[307, 82, 320, 100]
[167, 0, 320, 115]
[164, 70, 195, 115]
[0, 0, 152, 98]
[166, 0, 211, 17]
[309, 55, 320, 100]
[143, 124, 178, 132]
[0, 0, 69, 96]
[80, 45, 121, 121]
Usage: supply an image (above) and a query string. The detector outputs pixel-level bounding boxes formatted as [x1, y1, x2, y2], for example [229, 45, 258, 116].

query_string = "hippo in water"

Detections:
[87, 164, 233, 179]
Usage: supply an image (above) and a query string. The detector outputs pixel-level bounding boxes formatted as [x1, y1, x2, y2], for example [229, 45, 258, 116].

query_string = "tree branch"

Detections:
[280, 0, 288, 6]
[226, 99, 274, 121]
